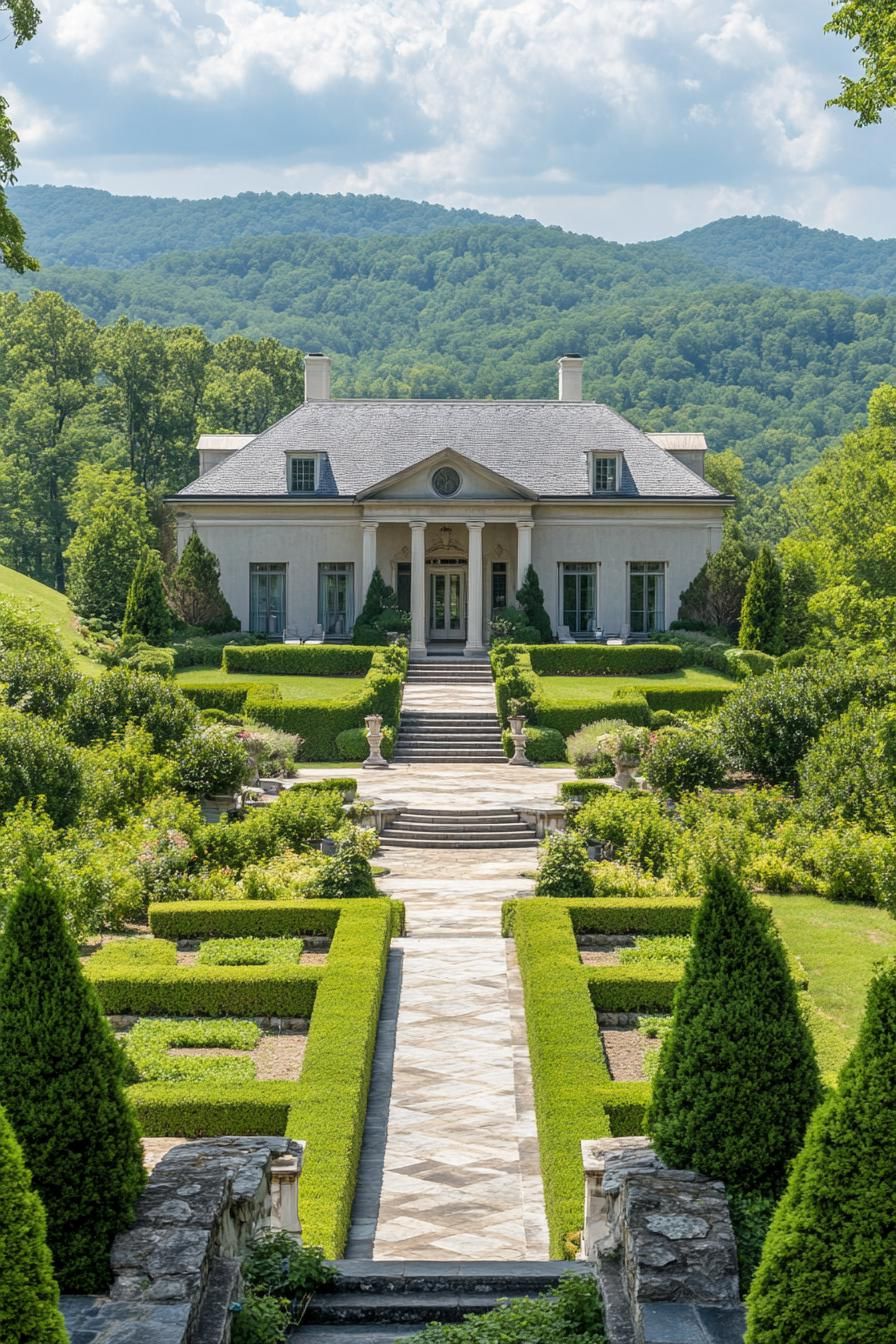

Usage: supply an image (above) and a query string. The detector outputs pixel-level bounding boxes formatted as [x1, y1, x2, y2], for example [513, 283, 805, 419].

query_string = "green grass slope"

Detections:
[0, 564, 98, 674]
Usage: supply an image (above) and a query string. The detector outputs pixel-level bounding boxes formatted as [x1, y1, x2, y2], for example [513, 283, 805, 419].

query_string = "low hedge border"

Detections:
[530, 645, 683, 676]
[501, 896, 698, 937]
[128, 1082, 296, 1136]
[557, 781, 613, 803]
[501, 726, 567, 762]
[124, 898, 392, 1259]
[534, 691, 651, 737]
[642, 686, 735, 713]
[148, 898, 406, 939]
[586, 964, 681, 1012]
[223, 645, 376, 676]
[180, 682, 260, 711]
[86, 940, 323, 1017]
[509, 897, 697, 1256]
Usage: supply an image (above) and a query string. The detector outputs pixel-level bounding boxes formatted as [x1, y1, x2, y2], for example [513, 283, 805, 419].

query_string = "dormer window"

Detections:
[289, 455, 318, 493]
[592, 454, 620, 493]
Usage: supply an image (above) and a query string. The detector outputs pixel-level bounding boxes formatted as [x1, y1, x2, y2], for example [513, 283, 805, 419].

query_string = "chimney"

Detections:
[304, 353, 331, 402]
[557, 354, 583, 402]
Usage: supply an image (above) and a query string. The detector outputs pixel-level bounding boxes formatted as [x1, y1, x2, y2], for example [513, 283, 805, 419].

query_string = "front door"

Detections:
[428, 569, 466, 639]
[562, 563, 597, 635]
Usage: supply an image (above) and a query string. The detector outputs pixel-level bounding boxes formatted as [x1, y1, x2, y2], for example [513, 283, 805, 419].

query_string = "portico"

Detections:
[358, 510, 537, 658]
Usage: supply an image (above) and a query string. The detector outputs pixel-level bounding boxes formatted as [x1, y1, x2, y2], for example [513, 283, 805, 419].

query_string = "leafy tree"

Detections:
[679, 526, 754, 634]
[648, 856, 821, 1197]
[745, 961, 896, 1343]
[66, 500, 149, 625]
[121, 547, 172, 645]
[516, 564, 553, 642]
[825, 0, 896, 126]
[0, 708, 82, 826]
[168, 530, 236, 631]
[0, 1102, 67, 1344]
[0, 0, 40, 273]
[776, 539, 817, 652]
[0, 862, 146, 1291]
[740, 543, 784, 654]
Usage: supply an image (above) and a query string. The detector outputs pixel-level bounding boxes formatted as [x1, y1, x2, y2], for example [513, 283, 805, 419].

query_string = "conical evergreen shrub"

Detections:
[0, 1103, 67, 1344]
[745, 962, 896, 1344]
[0, 864, 146, 1292]
[647, 857, 821, 1197]
[739, 543, 783, 654]
[516, 564, 553, 642]
[121, 547, 172, 645]
[168, 531, 236, 632]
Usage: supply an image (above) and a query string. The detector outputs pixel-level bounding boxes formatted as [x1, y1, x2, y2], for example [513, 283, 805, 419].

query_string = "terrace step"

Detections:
[379, 808, 538, 848]
[380, 837, 537, 848]
[296, 1259, 591, 1339]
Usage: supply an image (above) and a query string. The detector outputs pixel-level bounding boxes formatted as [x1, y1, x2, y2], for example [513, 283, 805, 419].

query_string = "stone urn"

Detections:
[363, 713, 389, 769]
[200, 791, 242, 824]
[611, 753, 639, 791]
[506, 714, 533, 767]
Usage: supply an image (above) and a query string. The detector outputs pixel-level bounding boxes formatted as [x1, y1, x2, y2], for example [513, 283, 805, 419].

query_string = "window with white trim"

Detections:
[629, 561, 666, 635]
[289, 456, 317, 493]
[592, 455, 619, 493]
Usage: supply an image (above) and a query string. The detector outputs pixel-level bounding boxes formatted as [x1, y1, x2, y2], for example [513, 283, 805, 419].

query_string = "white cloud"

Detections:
[3, 85, 59, 149]
[748, 63, 837, 172]
[697, 1, 783, 69]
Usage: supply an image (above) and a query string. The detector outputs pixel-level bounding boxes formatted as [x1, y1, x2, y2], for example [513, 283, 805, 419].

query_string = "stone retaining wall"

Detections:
[62, 1135, 304, 1344]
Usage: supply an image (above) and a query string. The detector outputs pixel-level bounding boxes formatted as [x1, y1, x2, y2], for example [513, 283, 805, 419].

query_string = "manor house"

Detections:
[172, 355, 730, 654]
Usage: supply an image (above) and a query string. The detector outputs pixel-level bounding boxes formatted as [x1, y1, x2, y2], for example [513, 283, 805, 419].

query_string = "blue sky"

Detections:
[3, 0, 896, 241]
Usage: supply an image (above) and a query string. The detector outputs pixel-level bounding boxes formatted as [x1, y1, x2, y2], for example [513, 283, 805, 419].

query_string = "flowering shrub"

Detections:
[174, 727, 250, 797]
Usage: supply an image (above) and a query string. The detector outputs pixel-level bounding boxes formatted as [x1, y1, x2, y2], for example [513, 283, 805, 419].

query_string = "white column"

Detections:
[465, 522, 485, 655]
[361, 522, 378, 594]
[516, 521, 534, 594]
[410, 521, 427, 657]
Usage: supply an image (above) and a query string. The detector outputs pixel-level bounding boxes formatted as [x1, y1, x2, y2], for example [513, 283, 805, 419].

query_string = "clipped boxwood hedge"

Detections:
[501, 726, 567, 762]
[586, 963, 681, 1012]
[642, 685, 735, 713]
[336, 725, 395, 761]
[223, 645, 376, 676]
[126, 898, 393, 1259]
[535, 690, 651, 737]
[288, 778, 358, 801]
[247, 670, 402, 761]
[557, 780, 613, 803]
[509, 897, 698, 1256]
[179, 681, 266, 712]
[530, 645, 683, 676]
[86, 940, 322, 1017]
[129, 1081, 296, 1137]
[148, 898, 406, 939]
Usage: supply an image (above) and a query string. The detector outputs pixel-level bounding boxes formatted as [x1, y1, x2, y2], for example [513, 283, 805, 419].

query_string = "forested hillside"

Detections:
[4, 186, 896, 508]
[668, 216, 896, 296]
[6, 185, 514, 268]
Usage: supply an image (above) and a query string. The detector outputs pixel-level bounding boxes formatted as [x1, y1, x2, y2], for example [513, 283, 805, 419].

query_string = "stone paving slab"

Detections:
[293, 762, 575, 811]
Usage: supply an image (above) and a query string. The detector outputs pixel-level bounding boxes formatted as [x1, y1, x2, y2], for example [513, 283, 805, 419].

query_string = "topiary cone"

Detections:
[0, 1103, 68, 1344]
[0, 864, 146, 1293]
[745, 960, 896, 1344]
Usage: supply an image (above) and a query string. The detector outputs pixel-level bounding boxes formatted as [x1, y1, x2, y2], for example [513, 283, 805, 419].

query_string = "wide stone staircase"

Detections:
[394, 656, 505, 763]
[379, 807, 537, 849]
[295, 1260, 592, 1343]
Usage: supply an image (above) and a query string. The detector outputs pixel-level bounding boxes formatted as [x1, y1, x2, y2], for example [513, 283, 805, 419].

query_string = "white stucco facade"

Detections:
[174, 358, 730, 653]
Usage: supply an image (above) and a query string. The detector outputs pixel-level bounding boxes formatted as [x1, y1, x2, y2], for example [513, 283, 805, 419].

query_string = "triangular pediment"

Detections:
[355, 447, 537, 502]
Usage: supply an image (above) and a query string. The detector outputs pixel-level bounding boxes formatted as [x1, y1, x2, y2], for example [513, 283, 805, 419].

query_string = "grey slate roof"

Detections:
[176, 401, 722, 500]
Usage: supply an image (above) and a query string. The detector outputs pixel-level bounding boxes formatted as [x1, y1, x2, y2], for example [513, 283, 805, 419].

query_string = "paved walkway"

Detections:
[300, 747, 576, 1259]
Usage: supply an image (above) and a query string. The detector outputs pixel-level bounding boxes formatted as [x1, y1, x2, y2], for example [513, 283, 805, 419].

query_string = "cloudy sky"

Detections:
[3, 0, 895, 241]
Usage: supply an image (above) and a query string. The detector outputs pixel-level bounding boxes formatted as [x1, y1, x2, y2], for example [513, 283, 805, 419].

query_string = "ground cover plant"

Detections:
[404, 1273, 606, 1343]
[197, 936, 304, 965]
[123, 1017, 262, 1084]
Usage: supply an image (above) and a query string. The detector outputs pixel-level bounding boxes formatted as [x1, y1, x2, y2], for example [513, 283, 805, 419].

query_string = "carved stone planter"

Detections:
[507, 714, 533, 767]
[611, 755, 639, 790]
[200, 791, 242, 824]
[363, 713, 389, 769]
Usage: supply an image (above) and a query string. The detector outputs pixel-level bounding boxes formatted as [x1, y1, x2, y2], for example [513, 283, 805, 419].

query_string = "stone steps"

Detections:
[379, 809, 538, 848]
[295, 1261, 591, 1340]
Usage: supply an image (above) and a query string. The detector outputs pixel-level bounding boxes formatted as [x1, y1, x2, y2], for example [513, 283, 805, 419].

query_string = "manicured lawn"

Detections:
[0, 561, 100, 675]
[537, 667, 735, 705]
[175, 667, 367, 701]
[764, 894, 896, 1078]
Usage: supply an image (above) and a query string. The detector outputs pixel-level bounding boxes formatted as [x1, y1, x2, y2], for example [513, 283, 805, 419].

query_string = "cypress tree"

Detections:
[0, 865, 146, 1292]
[739, 543, 784, 654]
[0, 1103, 67, 1344]
[516, 564, 553, 642]
[647, 857, 821, 1197]
[745, 963, 896, 1344]
[357, 568, 394, 626]
[121, 547, 172, 645]
[167, 531, 237, 632]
